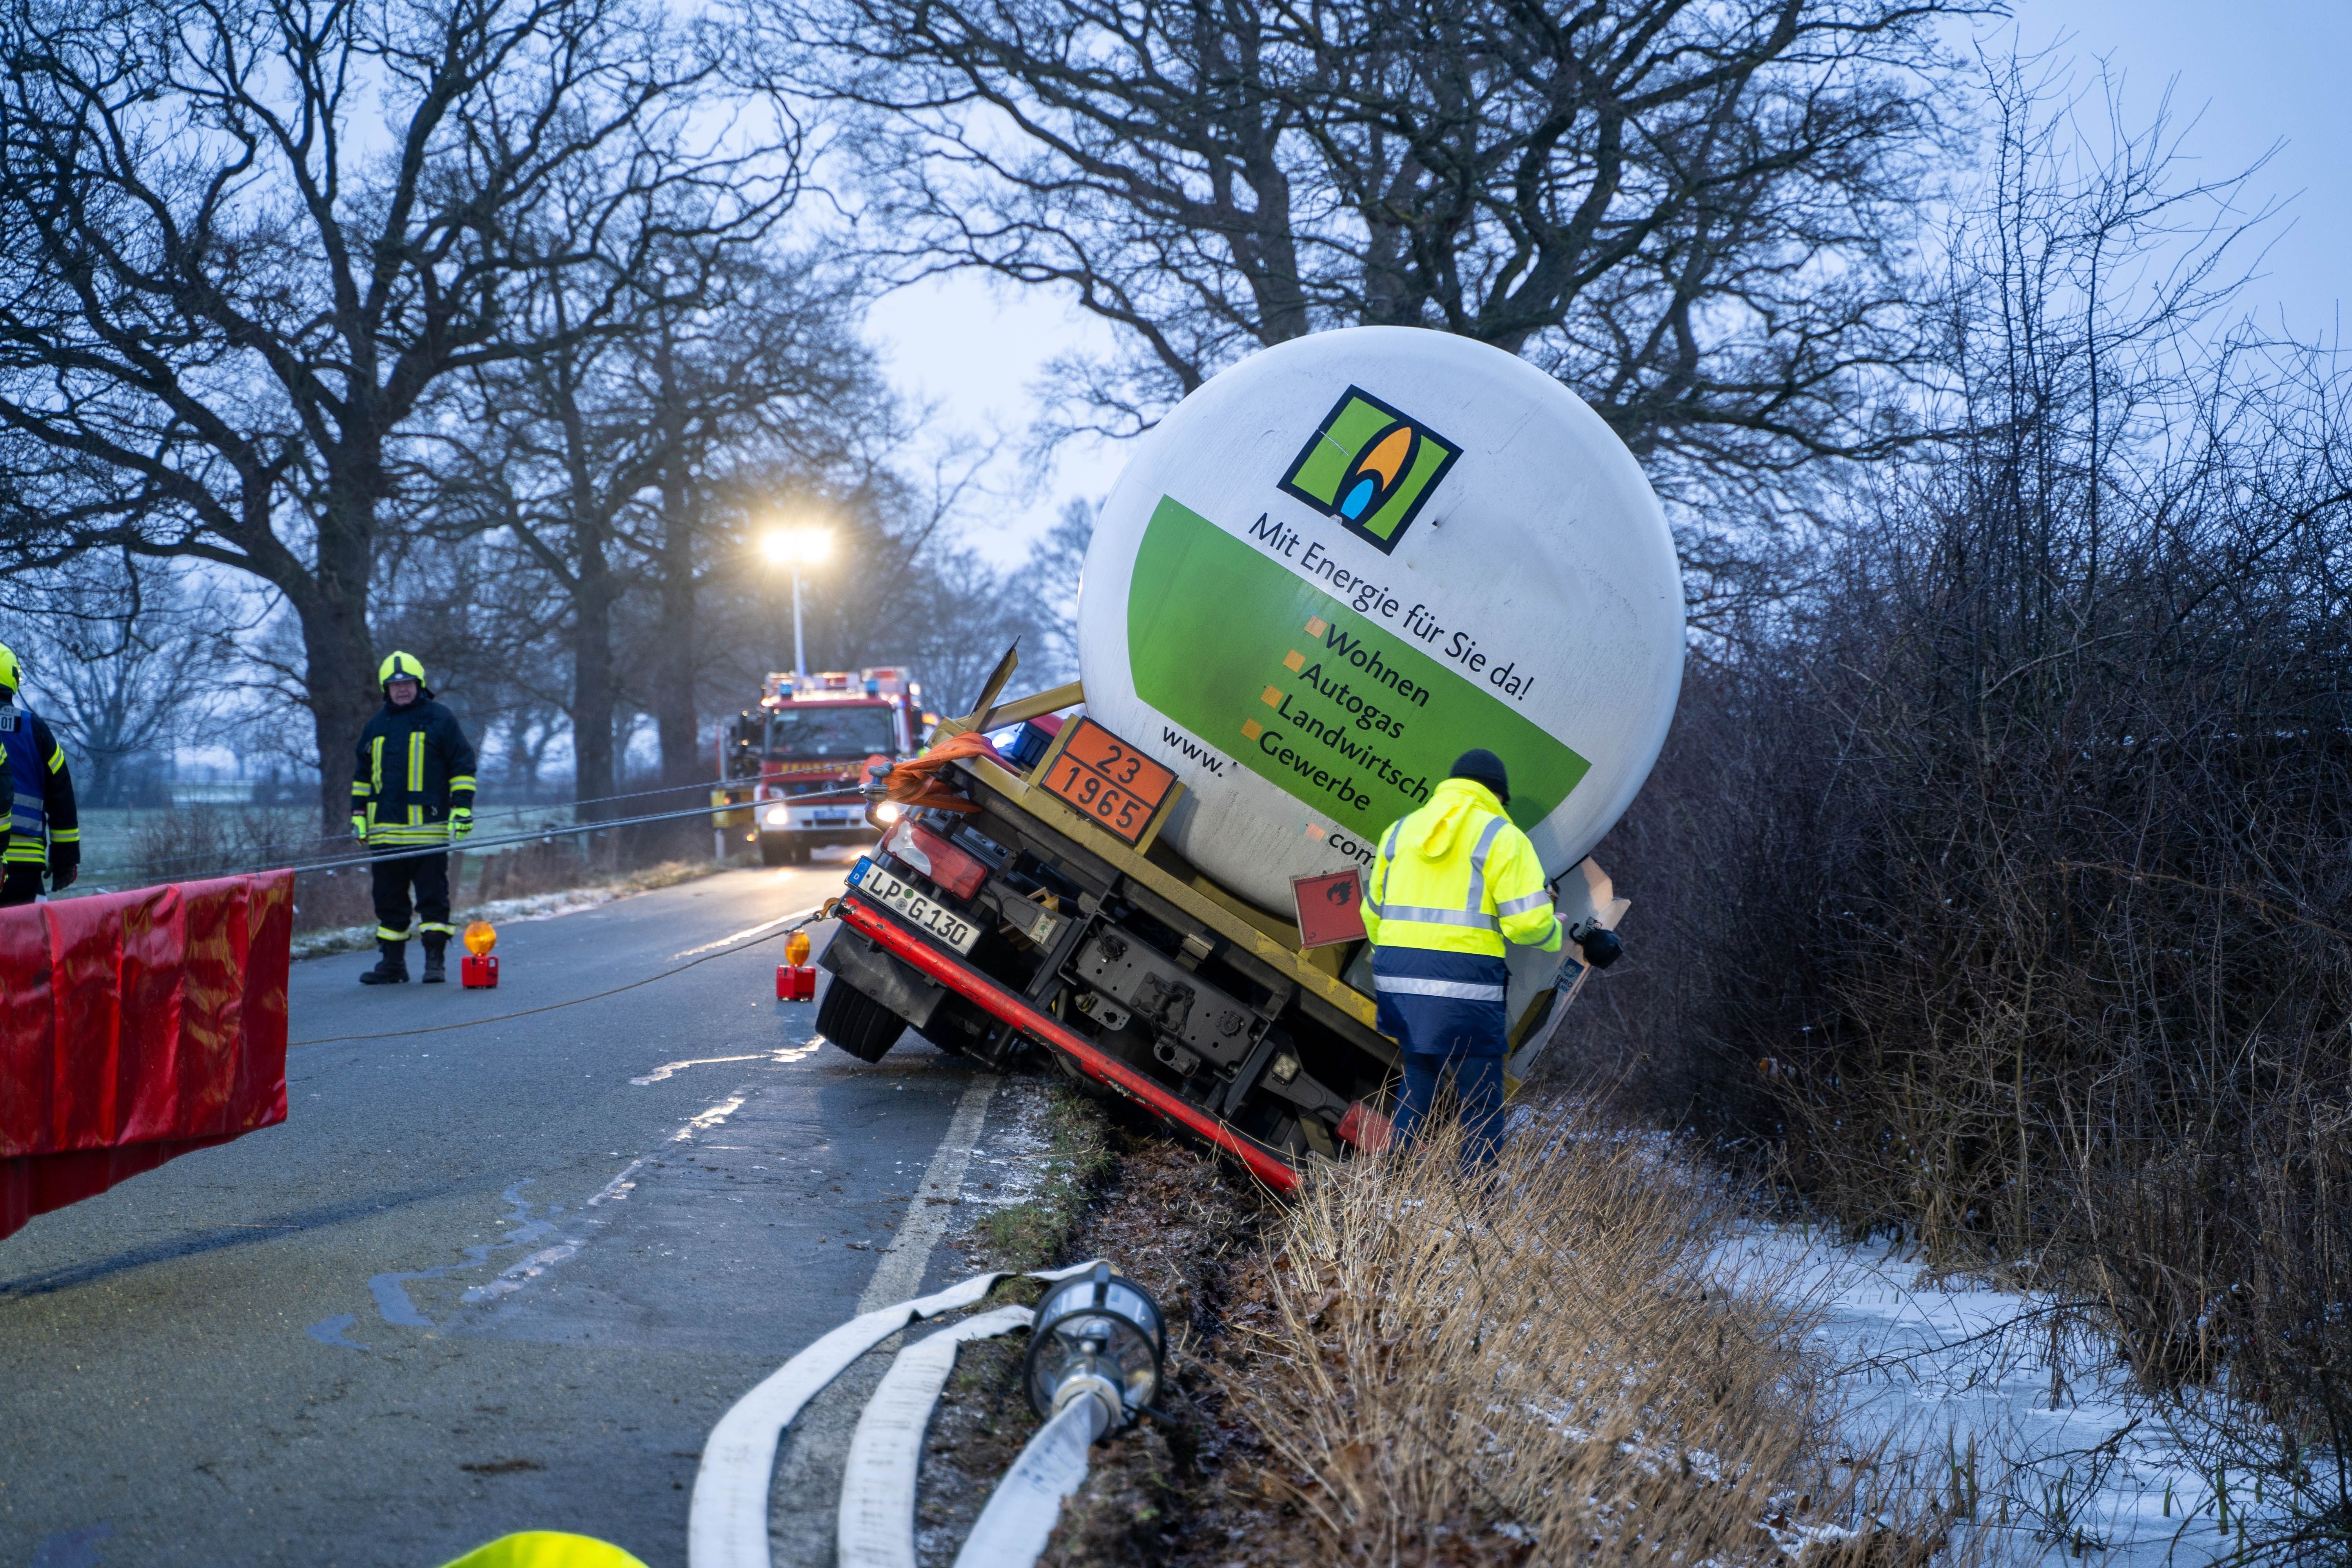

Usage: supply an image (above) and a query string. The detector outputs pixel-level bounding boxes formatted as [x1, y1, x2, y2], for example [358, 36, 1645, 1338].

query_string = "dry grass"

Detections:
[1214, 1107, 1960, 1568]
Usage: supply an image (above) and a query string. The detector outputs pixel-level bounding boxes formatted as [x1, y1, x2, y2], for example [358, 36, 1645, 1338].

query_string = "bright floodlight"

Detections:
[762, 525, 832, 564]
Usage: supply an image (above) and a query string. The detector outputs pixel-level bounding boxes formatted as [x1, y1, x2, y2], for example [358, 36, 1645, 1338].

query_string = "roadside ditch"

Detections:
[914, 1083, 1972, 1568]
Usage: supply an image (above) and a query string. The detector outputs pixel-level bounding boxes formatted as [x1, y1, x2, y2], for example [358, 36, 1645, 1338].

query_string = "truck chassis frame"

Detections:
[815, 684, 1425, 1188]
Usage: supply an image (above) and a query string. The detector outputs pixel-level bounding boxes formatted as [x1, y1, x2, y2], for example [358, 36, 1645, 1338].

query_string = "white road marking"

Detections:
[585, 1159, 646, 1207]
[672, 904, 827, 960]
[463, 1090, 753, 1306]
[631, 1042, 820, 1086]
[855, 1074, 998, 1314]
[671, 1096, 746, 1142]
[462, 1238, 585, 1304]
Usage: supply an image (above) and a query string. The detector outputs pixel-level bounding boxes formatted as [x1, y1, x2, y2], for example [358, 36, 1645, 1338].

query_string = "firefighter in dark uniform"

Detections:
[352, 652, 477, 983]
[0, 642, 80, 907]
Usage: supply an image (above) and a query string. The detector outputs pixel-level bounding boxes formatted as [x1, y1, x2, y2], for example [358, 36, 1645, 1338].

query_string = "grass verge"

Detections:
[971, 1083, 1117, 1271]
[921, 1094, 1977, 1567]
[1208, 1108, 1963, 1566]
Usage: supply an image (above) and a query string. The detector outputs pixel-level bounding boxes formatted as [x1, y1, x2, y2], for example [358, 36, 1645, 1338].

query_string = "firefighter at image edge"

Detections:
[1363, 748, 1560, 1166]
[352, 651, 477, 985]
[0, 641, 80, 907]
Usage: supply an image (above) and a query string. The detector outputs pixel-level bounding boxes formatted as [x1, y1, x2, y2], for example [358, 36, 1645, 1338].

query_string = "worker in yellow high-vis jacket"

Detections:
[352, 652, 477, 984]
[1363, 750, 1559, 1165]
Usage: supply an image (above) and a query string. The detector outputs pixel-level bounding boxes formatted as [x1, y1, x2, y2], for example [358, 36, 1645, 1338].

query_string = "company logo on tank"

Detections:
[1276, 385, 1460, 555]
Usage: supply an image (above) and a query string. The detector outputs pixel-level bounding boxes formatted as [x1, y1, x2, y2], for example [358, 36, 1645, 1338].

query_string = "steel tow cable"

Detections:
[89, 779, 740, 880]
[78, 797, 839, 894]
[285, 907, 828, 1049]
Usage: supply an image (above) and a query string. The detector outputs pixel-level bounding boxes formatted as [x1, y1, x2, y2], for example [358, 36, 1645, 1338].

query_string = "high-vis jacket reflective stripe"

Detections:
[1, 706, 40, 840]
[353, 697, 477, 848]
[1362, 778, 1560, 960]
[1377, 973, 1509, 1002]
[0, 703, 79, 866]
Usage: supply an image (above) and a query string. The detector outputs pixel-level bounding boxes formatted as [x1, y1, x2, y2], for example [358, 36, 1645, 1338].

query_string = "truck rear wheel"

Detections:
[816, 976, 904, 1062]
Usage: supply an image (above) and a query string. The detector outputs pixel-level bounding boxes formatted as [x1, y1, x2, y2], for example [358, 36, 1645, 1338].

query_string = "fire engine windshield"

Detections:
[767, 705, 897, 759]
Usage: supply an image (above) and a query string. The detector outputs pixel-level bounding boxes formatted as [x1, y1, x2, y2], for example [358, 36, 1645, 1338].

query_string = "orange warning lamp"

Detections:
[777, 925, 817, 1001]
[461, 920, 500, 988]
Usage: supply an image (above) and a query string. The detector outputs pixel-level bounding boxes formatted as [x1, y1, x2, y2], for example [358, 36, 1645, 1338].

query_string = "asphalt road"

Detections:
[0, 860, 1010, 1568]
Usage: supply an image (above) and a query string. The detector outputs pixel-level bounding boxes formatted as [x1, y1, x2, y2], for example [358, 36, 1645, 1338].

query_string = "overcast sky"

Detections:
[860, 0, 2352, 570]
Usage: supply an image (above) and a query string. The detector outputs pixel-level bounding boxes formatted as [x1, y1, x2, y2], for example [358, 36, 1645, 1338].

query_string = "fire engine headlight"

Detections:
[764, 806, 790, 828]
[873, 801, 905, 825]
[1024, 1264, 1165, 1430]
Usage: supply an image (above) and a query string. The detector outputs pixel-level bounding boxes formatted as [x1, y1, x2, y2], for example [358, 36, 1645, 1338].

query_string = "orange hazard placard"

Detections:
[1040, 718, 1178, 844]
[1292, 867, 1367, 949]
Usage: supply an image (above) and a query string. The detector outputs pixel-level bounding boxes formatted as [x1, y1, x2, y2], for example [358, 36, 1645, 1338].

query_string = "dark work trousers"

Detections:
[1373, 942, 1512, 1167]
[1394, 1051, 1508, 1168]
[0, 864, 43, 907]
[370, 851, 451, 943]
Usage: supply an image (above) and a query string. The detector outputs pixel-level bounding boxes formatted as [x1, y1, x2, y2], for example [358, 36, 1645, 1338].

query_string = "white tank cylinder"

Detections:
[1075, 327, 1683, 914]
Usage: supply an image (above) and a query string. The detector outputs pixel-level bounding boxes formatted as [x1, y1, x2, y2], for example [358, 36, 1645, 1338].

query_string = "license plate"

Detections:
[849, 857, 981, 954]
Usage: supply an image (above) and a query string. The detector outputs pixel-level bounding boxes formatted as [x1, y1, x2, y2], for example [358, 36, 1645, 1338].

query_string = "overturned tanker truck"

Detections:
[813, 327, 1684, 1192]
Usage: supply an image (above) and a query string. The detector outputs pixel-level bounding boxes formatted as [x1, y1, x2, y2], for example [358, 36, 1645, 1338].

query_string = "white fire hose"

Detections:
[688, 1261, 1100, 1568]
[951, 1375, 1122, 1567]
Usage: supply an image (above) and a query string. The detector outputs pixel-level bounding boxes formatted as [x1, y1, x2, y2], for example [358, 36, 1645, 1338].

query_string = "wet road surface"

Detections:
[0, 862, 1005, 1568]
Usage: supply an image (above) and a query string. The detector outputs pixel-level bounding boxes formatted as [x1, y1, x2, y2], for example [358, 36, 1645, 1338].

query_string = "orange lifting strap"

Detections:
[878, 730, 1010, 816]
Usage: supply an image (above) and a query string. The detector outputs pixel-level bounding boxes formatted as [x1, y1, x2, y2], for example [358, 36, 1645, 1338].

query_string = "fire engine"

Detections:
[721, 668, 929, 865]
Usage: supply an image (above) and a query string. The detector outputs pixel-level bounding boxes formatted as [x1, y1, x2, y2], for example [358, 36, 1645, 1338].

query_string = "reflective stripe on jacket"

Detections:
[353, 697, 477, 848]
[1363, 778, 1559, 959]
[1363, 778, 1558, 1058]
[0, 701, 78, 867]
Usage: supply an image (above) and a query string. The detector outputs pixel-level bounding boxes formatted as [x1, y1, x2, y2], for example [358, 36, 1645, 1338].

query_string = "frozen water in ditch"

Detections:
[1715, 1227, 2273, 1567]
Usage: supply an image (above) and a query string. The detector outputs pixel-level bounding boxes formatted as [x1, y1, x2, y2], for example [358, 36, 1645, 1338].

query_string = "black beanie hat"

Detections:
[1449, 749, 1510, 803]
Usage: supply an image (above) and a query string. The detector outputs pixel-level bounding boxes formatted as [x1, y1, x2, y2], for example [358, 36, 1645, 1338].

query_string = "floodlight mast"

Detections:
[760, 526, 832, 679]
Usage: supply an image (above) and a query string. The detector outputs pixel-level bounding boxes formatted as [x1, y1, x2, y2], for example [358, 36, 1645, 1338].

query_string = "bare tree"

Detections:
[432, 250, 887, 814]
[765, 0, 1973, 513]
[0, 557, 240, 805]
[1571, 65, 2352, 1541]
[630, 260, 897, 792]
[0, 0, 792, 823]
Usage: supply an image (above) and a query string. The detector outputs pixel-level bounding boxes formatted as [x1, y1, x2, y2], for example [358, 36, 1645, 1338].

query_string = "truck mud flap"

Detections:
[818, 923, 946, 1030]
[836, 898, 1301, 1195]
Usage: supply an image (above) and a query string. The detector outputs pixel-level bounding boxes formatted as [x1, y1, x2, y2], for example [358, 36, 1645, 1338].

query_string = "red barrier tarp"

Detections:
[1, 871, 292, 1240]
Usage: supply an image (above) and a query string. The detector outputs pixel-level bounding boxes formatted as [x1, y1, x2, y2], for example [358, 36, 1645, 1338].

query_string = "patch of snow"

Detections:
[1716, 1227, 2265, 1567]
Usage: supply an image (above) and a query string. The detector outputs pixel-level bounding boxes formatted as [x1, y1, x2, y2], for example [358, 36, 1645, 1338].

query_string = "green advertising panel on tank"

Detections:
[1125, 496, 1590, 843]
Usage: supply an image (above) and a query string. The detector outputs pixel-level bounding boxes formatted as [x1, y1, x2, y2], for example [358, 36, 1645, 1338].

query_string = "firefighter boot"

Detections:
[421, 933, 448, 984]
[360, 939, 410, 985]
